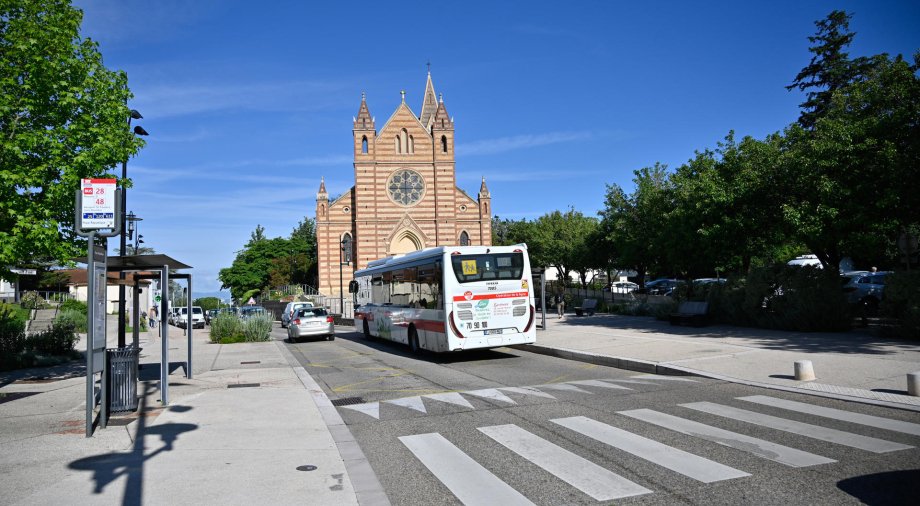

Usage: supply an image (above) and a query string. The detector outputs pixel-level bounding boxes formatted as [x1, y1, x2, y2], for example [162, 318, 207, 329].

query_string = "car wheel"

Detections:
[327, 334, 335, 341]
[363, 319, 371, 340]
[408, 327, 420, 354]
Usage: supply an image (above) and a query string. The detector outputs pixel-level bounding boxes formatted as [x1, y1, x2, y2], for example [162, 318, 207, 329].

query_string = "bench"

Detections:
[574, 298, 598, 316]
[669, 301, 709, 327]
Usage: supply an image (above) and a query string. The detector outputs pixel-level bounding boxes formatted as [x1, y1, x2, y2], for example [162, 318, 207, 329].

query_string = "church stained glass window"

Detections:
[387, 169, 425, 206]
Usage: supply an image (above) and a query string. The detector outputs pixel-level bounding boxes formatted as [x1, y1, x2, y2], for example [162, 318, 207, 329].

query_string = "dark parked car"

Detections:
[841, 271, 889, 313]
[205, 309, 220, 325]
[238, 305, 267, 320]
[644, 278, 680, 295]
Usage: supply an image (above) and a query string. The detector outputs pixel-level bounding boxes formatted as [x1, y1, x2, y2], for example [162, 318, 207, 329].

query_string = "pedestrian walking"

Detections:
[149, 305, 157, 329]
[555, 293, 565, 318]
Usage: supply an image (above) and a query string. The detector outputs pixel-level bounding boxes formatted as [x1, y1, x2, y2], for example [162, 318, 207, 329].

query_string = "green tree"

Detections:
[0, 0, 143, 279]
[786, 10, 876, 129]
[193, 297, 221, 311]
[528, 208, 596, 285]
[599, 164, 671, 286]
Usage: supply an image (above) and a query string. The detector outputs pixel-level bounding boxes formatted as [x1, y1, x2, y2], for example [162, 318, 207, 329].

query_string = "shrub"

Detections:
[0, 305, 27, 370]
[56, 309, 88, 333]
[59, 298, 88, 314]
[209, 313, 242, 343]
[27, 321, 79, 356]
[709, 265, 851, 332]
[881, 271, 920, 339]
[242, 313, 273, 342]
[19, 291, 47, 310]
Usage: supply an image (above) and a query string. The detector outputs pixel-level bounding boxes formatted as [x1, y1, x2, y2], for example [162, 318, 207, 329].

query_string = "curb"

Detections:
[274, 339, 391, 506]
[513, 343, 920, 413]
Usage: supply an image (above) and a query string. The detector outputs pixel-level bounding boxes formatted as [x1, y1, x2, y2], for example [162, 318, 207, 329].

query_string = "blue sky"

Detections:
[72, 0, 920, 296]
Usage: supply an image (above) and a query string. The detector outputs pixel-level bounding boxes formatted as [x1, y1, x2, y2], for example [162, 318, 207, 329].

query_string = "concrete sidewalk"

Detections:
[0, 320, 378, 506]
[526, 313, 920, 411]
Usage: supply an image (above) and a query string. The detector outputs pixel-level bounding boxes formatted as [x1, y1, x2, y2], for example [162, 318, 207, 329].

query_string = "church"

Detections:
[315, 72, 493, 298]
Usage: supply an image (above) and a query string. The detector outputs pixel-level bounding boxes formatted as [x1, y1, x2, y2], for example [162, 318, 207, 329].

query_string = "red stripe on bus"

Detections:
[413, 319, 446, 333]
[452, 291, 529, 302]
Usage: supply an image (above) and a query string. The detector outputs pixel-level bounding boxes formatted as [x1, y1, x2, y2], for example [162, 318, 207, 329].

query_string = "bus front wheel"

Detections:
[408, 327, 420, 354]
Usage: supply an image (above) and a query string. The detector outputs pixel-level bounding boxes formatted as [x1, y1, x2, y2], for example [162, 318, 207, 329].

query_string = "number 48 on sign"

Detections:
[80, 178, 117, 229]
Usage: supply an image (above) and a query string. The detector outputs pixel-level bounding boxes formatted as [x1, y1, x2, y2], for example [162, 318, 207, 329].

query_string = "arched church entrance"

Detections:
[390, 230, 422, 255]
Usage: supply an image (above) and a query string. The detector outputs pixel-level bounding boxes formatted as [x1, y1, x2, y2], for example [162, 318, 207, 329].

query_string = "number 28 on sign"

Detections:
[80, 178, 117, 229]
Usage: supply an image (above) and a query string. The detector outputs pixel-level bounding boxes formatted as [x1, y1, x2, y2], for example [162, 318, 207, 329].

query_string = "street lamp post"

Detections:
[339, 240, 345, 316]
[118, 110, 147, 348]
[126, 211, 143, 255]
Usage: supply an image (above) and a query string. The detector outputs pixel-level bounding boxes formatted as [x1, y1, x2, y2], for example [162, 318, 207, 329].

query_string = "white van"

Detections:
[176, 306, 206, 329]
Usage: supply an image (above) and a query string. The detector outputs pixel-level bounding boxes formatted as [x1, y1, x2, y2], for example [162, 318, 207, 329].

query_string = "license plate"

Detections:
[485, 329, 503, 335]
[309, 321, 322, 326]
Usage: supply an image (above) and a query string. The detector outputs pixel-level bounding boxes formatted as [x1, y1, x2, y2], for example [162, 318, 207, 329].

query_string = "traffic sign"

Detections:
[155, 295, 162, 303]
[80, 178, 117, 229]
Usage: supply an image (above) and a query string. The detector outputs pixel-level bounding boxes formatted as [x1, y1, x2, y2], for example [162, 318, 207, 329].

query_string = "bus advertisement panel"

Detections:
[352, 245, 537, 353]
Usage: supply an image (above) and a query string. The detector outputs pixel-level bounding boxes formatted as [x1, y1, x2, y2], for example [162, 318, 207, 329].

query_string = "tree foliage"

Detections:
[219, 219, 318, 301]
[0, 0, 143, 278]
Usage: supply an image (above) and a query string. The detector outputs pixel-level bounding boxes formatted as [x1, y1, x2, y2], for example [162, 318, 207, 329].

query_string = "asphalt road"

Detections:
[280, 326, 920, 506]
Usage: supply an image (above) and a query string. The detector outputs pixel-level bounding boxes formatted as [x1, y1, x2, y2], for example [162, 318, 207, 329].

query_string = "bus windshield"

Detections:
[451, 252, 525, 283]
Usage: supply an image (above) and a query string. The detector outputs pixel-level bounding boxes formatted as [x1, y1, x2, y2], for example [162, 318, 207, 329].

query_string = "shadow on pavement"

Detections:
[838, 469, 920, 505]
[68, 381, 197, 504]
[0, 359, 85, 387]
[555, 314, 915, 355]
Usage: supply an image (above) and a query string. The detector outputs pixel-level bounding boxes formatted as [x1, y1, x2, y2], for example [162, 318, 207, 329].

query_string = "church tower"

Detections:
[315, 72, 493, 300]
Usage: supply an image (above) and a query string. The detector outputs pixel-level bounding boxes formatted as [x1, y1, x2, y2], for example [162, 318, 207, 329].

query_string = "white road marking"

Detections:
[681, 402, 913, 453]
[566, 380, 634, 391]
[465, 388, 517, 404]
[537, 383, 593, 394]
[552, 416, 750, 483]
[385, 396, 427, 413]
[399, 433, 535, 506]
[341, 402, 380, 419]
[738, 395, 920, 437]
[500, 386, 556, 399]
[619, 408, 835, 467]
[423, 392, 475, 409]
[478, 424, 652, 500]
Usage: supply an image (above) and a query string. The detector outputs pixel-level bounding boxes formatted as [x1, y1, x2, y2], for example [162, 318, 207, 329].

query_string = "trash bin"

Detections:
[107, 346, 140, 413]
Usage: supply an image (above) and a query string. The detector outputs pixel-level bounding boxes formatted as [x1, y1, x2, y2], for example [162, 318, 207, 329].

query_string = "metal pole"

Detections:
[85, 232, 95, 438]
[160, 266, 169, 406]
[339, 244, 344, 316]
[118, 153, 128, 348]
[186, 277, 192, 379]
[132, 282, 140, 349]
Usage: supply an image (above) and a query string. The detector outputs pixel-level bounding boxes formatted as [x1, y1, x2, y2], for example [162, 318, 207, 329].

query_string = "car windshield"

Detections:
[192, 308, 203, 314]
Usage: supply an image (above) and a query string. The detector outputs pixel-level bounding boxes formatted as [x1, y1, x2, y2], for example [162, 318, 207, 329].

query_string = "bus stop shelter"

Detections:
[105, 254, 194, 409]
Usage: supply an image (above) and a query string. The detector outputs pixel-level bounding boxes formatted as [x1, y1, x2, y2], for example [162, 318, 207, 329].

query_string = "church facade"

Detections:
[315, 73, 492, 298]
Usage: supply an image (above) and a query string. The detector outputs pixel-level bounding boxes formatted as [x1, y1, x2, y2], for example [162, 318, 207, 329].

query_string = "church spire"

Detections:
[479, 177, 490, 198]
[353, 91, 374, 130]
[419, 68, 438, 129]
[317, 177, 328, 200]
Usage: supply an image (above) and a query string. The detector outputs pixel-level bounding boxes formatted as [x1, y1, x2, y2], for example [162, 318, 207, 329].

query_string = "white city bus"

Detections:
[351, 244, 537, 353]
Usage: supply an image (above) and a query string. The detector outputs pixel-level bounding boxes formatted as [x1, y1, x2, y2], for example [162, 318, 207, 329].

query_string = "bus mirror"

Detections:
[348, 280, 359, 294]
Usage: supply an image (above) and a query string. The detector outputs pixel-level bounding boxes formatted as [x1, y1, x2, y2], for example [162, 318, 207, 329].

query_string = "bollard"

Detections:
[794, 360, 816, 381]
[908, 372, 920, 397]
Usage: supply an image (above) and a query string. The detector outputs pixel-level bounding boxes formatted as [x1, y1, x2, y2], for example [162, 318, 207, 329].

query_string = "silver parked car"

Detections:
[287, 307, 335, 342]
[281, 301, 314, 328]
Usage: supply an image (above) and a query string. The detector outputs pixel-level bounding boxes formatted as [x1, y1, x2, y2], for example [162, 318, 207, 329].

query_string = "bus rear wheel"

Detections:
[408, 327, 420, 354]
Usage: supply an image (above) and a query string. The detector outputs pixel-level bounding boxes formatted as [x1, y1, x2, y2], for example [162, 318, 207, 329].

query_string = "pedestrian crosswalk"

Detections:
[339, 376, 684, 420]
[389, 393, 918, 505]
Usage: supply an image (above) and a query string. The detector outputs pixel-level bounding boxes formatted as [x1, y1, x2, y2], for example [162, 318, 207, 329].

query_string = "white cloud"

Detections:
[457, 131, 596, 156]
